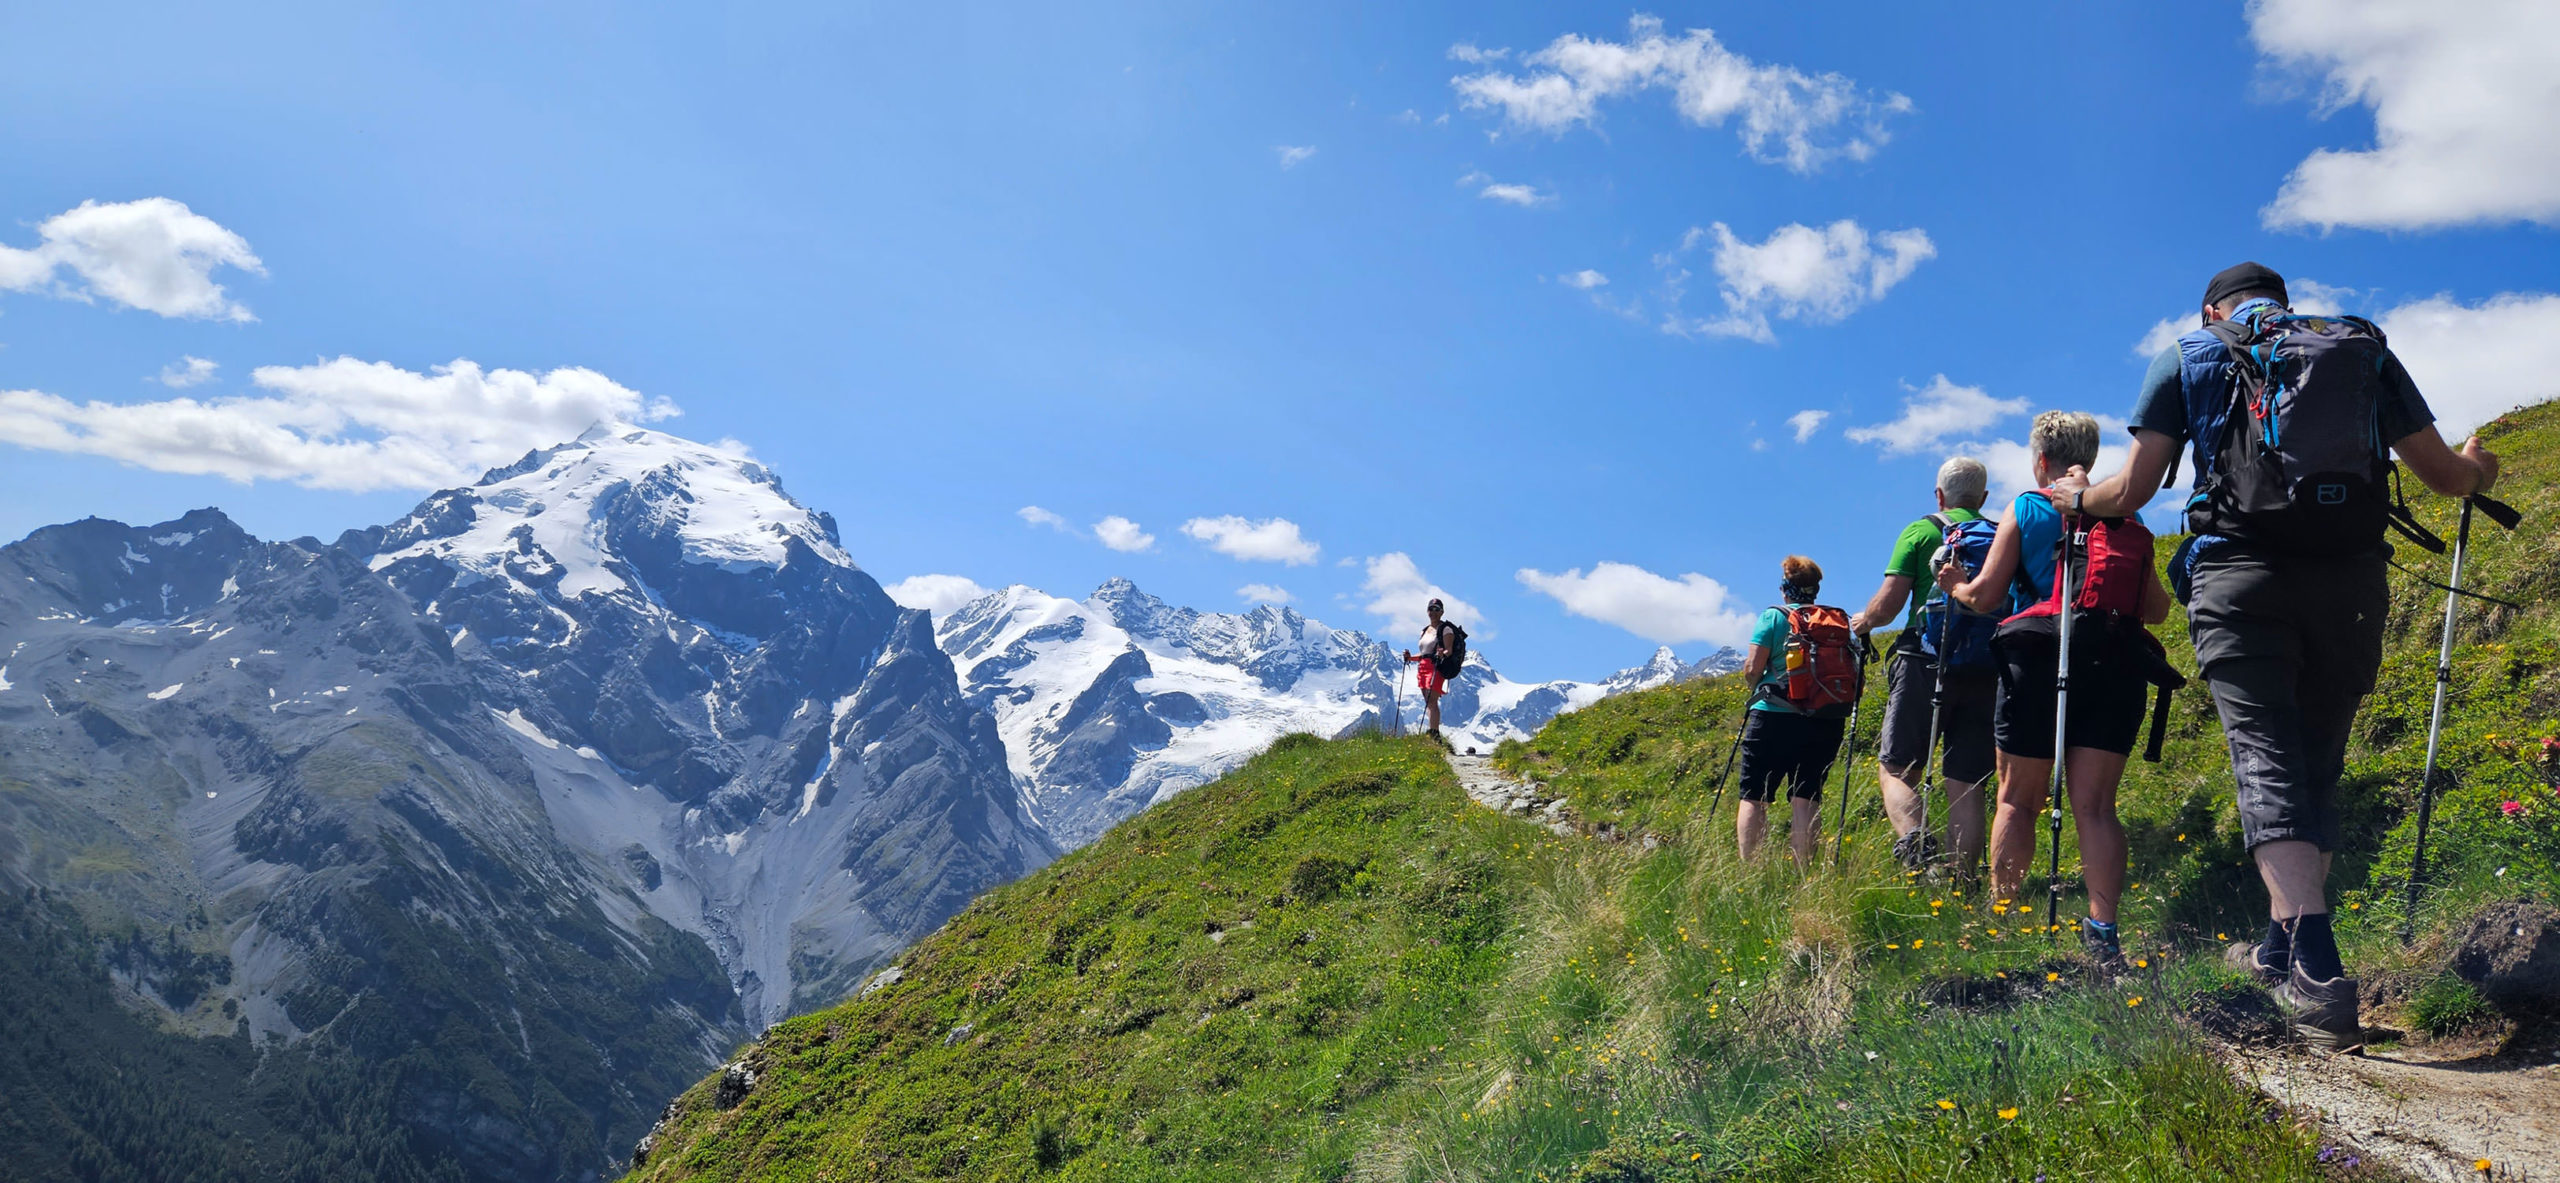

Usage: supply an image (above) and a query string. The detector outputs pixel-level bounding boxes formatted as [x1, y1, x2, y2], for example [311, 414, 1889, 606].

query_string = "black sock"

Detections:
[2260, 918, 2293, 965]
[2287, 913, 2343, 981]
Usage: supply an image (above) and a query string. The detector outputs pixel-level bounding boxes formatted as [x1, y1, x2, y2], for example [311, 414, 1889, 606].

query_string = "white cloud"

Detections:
[153, 356, 218, 389]
[1093, 515, 1155, 553]
[1181, 515, 1320, 565]
[1845, 375, 2029, 456]
[2253, 0, 2560, 230]
[1276, 145, 1318, 169]
[883, 574, 991, 615]
[1237, 583, 1294, 605]
[1787, 409, 1829, 443]
[1666, 220, 1934, 342]
[1018, 505, 1070, 531]
[1560, 269, 1609, 290]
[2132, 317, 2186, 361]
[1478, 182, 1553, 207]
[1358, 553, 1486, 640]
[2376, 291, 2560, 438]
[1447, 43, 1509, 63]
[0, 358, 676, 491]
[0, 198, 264, 321]
[1451, 15, 1911, 172]
[1516, 561, 1759, 647]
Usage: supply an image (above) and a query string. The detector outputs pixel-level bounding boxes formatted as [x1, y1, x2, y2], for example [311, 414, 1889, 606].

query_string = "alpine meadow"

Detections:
[4, 4, 2559, 1183]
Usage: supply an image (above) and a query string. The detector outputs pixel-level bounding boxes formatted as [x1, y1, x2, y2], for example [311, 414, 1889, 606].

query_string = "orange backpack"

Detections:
[1773, 604, 1861, 719]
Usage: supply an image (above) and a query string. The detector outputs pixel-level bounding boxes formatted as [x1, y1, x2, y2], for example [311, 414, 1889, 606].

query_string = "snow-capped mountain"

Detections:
[1, 429, 1050, 1182]
[935, 579, 1740, 847]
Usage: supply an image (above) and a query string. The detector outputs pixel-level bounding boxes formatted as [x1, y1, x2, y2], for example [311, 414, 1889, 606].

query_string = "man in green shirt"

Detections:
[1847, 456, 1997, 874]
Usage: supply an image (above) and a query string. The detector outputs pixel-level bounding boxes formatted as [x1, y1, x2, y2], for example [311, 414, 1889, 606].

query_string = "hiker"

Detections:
[1400, 598, 1466, 739]
[1847, 456, 1999, 877]
[2055, 262, 2501, 1049]
[1735, 557, 1857, 867]
[1935, 411, 2172, 968]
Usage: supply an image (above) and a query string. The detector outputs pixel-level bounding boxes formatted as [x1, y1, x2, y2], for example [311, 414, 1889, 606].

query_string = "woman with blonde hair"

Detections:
[1936, 411, 2171, 969]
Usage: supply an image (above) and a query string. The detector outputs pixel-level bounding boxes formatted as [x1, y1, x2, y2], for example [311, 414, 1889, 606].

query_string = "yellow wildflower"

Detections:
[1998, 1107, 2019, 1121]
[1936, 1099, 1956, 1111]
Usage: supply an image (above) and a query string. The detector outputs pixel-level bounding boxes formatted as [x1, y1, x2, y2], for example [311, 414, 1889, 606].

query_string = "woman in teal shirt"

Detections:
[1735, 555, 1849, 867]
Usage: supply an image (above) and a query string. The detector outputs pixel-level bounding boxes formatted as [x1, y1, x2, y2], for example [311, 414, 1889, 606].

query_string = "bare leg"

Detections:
[1878, 762, 1925, 835]
[2065, 747, 2129, 925]
[2255, 839, 2327, 921]
[1989, 750, 2051, 908]
[1424, 691, 1442, 734]
[1789, 796, 1820, 870]
[1737, 800, 1768, 860]
[1942, 776, 1987, 881]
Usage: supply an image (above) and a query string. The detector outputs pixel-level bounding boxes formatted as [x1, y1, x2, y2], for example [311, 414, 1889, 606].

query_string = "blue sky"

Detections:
[3, 2, 2555, 680]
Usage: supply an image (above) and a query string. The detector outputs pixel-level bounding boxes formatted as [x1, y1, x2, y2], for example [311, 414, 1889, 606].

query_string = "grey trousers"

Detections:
[2186, 544, 2390, 852]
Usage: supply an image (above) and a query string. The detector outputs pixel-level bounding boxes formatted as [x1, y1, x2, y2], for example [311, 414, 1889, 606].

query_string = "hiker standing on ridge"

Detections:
[1847, 457, 2000, 878]
[1936, 411, 2173, 970]
[1735, 557, 1856, 867]
[1401, 598, 1466, 740]
[2055, 262, 2501, 1050]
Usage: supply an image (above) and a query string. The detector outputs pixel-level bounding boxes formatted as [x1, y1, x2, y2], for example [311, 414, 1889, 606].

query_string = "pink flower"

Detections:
[2503, 800, 2526, 818]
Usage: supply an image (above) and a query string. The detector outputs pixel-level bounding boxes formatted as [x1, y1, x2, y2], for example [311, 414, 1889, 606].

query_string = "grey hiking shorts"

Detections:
[1877, 649, 1996, 788]
[2186, 543, 2389, 852]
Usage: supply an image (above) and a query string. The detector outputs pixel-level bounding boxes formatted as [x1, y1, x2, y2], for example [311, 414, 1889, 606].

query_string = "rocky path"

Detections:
[1442, 749, 1581, 838]
[2232, 1041, 2559, 1180]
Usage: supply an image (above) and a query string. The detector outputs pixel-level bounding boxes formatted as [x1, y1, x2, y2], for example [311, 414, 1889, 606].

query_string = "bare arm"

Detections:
[2061, 429, 2182, 518]
[1847, 575, 1914, 638]
[1936, 516, 2022, 615]
[2136, 555, 2171, 625]
[1741, 644, 1771, 684]
[2393, 428, 2501, 497]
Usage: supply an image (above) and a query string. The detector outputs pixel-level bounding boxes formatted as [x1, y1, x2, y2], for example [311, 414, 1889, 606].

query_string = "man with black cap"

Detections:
[2055, 262, 2501, 1051]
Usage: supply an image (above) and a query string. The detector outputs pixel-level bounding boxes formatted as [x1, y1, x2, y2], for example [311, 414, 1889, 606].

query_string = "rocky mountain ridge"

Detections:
[934, 578, 1739, 846]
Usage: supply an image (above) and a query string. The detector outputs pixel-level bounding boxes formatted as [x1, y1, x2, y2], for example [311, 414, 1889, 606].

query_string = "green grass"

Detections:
[631, 400, 2560, 1181]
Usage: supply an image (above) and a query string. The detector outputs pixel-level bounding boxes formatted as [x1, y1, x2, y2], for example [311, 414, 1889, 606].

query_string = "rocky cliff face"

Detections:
[0, 431, 1050, 1183]
[935, 579, 1741, 847]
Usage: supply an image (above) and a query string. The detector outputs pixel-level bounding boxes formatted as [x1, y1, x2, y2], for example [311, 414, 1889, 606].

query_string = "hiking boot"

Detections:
[2081, 921, 2129, 975]
[2222, 940, 2286, 985]
[2271, 961, 2363, 1053]
[1891, 828, 1940, 871]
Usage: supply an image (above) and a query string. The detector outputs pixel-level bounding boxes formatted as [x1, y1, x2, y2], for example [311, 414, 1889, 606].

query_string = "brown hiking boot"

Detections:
[2223, 940, 2286, 985]
[2271, 961, 2363, 1052]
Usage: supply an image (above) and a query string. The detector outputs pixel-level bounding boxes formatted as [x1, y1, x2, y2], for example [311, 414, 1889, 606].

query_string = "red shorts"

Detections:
[1415, 659, 1446, 695]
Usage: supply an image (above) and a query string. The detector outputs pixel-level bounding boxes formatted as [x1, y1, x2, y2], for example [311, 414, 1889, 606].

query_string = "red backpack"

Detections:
[2006, 491, 2156, 623]
[1772, 604, 1862, 719]
[1999, 490, 2187, 759]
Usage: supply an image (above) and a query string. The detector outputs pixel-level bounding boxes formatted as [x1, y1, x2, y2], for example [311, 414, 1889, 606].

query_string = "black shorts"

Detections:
[1736, 709, 1846, 803]
[1876, 650, 1996, 786]
[1993, 629, 2151, 759]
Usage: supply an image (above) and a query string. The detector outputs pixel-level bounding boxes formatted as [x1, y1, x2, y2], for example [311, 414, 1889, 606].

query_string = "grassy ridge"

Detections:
[629, 400, 2560, 1180]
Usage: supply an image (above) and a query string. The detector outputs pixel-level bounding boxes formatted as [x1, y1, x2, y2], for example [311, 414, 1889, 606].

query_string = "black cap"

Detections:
[2202, 262, 2288, 313]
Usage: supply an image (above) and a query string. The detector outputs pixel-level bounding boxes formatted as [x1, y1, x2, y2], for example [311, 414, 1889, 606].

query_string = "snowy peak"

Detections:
[345, 428, 850, 600]
[932, 577, 1744, 848]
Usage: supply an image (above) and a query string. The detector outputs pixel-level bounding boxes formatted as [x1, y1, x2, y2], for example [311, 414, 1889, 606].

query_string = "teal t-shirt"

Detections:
[1884, 507, 1984, 636]
[1749, 606, 1797, 714]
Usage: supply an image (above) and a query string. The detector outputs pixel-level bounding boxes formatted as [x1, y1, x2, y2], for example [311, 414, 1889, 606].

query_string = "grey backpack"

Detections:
[2190, 311, 2423, 555]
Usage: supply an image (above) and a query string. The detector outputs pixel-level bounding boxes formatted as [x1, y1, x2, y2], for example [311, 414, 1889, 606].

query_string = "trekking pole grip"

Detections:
[2473, 493, 2522, 532]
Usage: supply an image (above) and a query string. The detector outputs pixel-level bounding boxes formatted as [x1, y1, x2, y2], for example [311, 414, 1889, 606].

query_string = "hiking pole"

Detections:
[1392, 658, 1406, 738]
[1906, 602, 1955, 868]
[1832, 637, 1877, 867]
[2044, 522, 2080, 944]
[1710, 706, 1751, 819]
[2402, 493, 2523, 939]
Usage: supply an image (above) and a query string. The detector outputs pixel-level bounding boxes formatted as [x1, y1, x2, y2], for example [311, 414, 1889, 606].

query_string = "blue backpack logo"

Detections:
[1917, 513, 1999, 670]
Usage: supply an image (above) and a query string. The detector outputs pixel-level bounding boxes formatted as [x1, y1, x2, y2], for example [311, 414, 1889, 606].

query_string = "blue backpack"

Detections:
[1915, 513, 1999, 671]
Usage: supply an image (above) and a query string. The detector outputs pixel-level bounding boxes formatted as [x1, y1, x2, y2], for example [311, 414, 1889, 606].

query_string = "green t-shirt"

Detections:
[1748, 606, 1797, 714]
[1884, 508, 1983, 637]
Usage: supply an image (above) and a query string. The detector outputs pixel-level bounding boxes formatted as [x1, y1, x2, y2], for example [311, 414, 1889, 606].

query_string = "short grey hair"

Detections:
[2027, 411, 2101, 474]
[1935, 456, 1988, 510]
